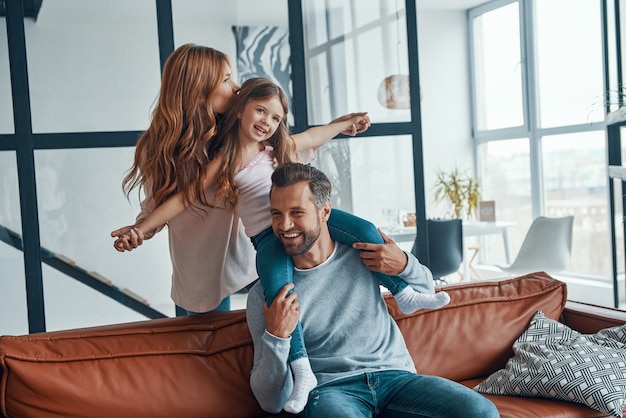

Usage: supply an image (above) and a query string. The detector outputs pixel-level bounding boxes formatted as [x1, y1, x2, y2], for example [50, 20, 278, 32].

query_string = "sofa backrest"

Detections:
[0, 312, 266, 418]
[386, 271, 567, 381]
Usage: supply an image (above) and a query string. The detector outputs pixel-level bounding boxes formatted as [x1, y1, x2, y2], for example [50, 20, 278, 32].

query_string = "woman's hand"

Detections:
[111, 225, 150, 252]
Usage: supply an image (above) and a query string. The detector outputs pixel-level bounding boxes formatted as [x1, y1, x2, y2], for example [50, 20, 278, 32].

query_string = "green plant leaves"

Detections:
[433, 167, 481, 219]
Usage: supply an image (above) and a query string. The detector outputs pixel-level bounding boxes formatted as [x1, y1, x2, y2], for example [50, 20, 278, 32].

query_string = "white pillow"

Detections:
[474, 311, 626, 418]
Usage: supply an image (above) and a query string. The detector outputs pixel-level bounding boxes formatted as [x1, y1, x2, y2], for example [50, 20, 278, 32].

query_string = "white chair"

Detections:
[497, 215, 574, 275]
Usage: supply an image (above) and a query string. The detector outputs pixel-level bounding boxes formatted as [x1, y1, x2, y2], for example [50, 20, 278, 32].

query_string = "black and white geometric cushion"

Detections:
[474, 311, 626, 418]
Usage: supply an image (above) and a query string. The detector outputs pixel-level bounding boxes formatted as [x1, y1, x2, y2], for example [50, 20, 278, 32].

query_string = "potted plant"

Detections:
[433, 167, 481, 219]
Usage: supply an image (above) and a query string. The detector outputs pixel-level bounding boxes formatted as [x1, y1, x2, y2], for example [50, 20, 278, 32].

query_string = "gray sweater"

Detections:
[246, 242, 435, 414]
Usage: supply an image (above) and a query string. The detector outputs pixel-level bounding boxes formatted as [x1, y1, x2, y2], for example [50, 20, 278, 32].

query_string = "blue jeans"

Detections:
[251, 209, 410, 363]
[177, 296, 231, 316]
[301, 370, 499, 418]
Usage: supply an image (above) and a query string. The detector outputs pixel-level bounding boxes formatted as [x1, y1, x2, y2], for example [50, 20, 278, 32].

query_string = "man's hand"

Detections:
[263, 283, 300, 339]
[352, 229, 408, 276]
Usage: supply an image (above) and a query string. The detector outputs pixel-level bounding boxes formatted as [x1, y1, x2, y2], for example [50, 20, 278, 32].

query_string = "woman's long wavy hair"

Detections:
[122, 43, 230, 209]
[208, 77, 295, 208]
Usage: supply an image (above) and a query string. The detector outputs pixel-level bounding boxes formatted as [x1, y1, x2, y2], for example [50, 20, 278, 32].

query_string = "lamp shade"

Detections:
[377, 74, 410, 109]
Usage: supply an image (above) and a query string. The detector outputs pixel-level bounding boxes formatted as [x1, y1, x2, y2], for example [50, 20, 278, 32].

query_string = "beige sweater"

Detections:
[137, 187, 257, 313]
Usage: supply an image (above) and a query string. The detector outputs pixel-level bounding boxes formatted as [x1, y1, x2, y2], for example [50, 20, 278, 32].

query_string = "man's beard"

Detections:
[281, 218, 322, 257]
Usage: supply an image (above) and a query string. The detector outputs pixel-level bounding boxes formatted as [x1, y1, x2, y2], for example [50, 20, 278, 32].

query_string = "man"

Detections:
[246, 163, 499, 417]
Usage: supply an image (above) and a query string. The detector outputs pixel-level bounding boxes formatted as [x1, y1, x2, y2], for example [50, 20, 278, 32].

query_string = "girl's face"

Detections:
[209, 63, 239, 114]
[238, 96, 285, 144]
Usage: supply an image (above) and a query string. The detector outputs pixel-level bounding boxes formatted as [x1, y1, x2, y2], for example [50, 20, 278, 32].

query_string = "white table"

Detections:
[387, 221, 515, 280]
[461, 221, 515, 279]
[462, 221, 515, 261]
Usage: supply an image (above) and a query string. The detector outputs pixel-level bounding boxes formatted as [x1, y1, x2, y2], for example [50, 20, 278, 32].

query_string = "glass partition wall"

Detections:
[2, 0, 426, 333]
[302, 0, 417, 236]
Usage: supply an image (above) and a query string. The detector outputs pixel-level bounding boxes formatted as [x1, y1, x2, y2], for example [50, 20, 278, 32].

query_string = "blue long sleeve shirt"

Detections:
[246, 242, 434, 414]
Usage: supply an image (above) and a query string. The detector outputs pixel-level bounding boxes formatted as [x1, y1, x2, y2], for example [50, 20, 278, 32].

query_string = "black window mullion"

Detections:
[156, 0, 174, 73]
[405, 0, 429, 265]
[288, 0, 309, 133]
[6, 0, 46, 333]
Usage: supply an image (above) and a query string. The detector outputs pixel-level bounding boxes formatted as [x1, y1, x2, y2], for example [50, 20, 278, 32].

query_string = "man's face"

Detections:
[270, 181, 329, 257]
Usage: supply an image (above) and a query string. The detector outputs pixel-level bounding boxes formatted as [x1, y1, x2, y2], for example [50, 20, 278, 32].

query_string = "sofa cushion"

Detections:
[386, 271, 567, 381]
[462, 378, 613, 418]
[474, 311, 626, 418]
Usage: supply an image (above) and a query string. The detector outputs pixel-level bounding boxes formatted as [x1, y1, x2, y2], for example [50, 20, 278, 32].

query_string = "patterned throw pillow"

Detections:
[474, 311, 626, 418]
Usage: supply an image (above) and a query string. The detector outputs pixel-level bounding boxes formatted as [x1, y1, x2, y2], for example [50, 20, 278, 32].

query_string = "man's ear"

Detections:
[321, 202, 332, 221]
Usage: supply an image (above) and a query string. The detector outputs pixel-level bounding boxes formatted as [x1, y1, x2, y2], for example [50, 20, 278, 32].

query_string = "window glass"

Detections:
[42, 265, 149, 331]
[471, 2, 523, 130]
[0, 151, 27, 335]
[312, 135, 416, 252]
[0, 243, 28, 335]
[303, 0, 329, 47]
[0, 151, 21, 231]
[26, 0, 160, 133]
[303, 0, 411, 124]
[0, 17, 14, 134]
[542, 131, 609, 278]
[478, 139, 532, 264]
[352, 0, 383, 28]
[173, 0, 291, 124]
[34, 148, 175, 320]
[535, 0, 604, 127]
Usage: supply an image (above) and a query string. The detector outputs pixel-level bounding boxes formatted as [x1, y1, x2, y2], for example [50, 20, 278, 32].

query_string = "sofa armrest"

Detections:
[562, 300, 626, 334]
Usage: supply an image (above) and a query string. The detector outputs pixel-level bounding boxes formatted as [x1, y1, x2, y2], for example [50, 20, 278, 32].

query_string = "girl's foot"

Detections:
[394, 287, 451, 314]
[284, 357, 318, 414]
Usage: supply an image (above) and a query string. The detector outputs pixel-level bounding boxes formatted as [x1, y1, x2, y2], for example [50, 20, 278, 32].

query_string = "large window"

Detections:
[470, 1, 608, 289]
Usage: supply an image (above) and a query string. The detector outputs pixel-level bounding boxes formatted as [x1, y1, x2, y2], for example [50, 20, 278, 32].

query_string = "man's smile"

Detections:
[280, 231, 302, 240]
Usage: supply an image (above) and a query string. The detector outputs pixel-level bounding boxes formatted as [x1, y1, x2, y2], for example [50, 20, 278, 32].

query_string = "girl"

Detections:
[121, 78, 450, 414]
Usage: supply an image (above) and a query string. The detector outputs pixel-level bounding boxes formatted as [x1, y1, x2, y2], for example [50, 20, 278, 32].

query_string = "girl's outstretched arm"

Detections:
[291, 112, 370, 153]
[131, 154, 223, 239]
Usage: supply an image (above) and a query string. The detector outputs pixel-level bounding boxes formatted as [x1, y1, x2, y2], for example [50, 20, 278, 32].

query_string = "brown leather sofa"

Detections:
[1, 272, 625, 418]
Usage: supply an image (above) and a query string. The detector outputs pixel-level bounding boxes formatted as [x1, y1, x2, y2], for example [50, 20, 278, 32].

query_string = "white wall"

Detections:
[417, 10, 474, 217]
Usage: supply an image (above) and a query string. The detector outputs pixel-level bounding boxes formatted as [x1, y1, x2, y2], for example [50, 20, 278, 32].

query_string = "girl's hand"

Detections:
[331, 112, 371, 136]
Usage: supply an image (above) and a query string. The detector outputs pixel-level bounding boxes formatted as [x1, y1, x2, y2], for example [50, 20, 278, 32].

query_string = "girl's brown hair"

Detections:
[209, 77, 294, 208]
[123, 43, 230, 209]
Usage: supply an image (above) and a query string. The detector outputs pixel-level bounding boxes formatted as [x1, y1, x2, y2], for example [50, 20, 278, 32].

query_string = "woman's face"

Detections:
[209, 63, 239, 114]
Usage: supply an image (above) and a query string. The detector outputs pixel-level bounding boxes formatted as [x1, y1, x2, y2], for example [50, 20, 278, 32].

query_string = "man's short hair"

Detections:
[271, 163, 332, 209]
